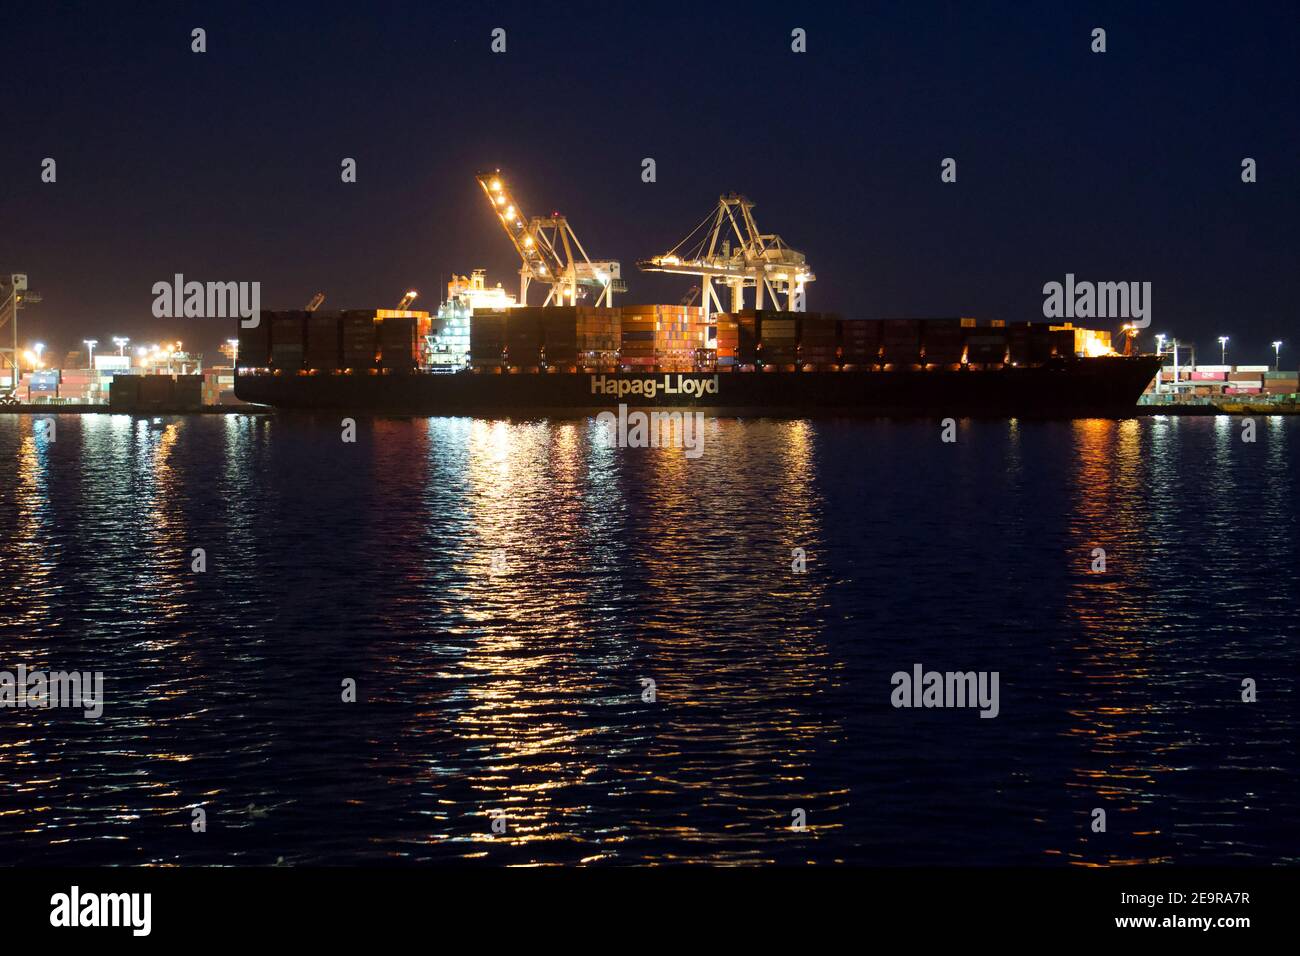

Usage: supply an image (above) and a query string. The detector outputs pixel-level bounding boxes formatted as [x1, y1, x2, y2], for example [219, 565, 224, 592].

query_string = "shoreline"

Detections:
[2, 403, 1297, 418]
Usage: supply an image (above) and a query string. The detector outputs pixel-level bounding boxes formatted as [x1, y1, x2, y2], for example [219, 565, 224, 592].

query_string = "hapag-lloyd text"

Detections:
[590, 374, 720, 401]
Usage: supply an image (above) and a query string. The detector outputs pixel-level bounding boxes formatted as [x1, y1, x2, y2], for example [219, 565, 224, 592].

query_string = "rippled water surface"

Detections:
[1, 413, 1296, 866]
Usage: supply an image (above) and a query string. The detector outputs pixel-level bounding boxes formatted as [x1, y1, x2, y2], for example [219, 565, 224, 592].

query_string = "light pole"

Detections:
[1155, 335, 1167, 394]
[34, 342, 45, 368]
[84, 339, 98, 368]
[1273, 340, 1283, 371]
[1218, 335, 1229, 365]
[113, 336, 129, 356]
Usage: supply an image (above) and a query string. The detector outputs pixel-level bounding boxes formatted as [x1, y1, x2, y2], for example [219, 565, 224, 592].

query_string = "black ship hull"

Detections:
[234, 357, 1161, 417]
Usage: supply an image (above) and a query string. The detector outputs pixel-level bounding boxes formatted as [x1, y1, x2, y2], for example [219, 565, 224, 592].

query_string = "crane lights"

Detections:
[476, 171, 622, 307]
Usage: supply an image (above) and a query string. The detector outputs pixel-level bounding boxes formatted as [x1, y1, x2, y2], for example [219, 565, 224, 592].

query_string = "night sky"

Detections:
[2, 1, 1297, 363]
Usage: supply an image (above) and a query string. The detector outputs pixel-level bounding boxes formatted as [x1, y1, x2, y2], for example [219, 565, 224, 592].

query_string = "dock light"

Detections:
[1274, 341, 1283, 370]
[34, 342, 44, 359]
[83, 339, 98, 366]
[1155, 334, 1166, 354]
[113, 336, 129, 355]
[1218, 335, 1229, 365]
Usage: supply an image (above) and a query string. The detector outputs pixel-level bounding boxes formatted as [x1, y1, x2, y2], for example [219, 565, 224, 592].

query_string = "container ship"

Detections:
[234, 175, 1159, 416]
[233, 298, 1160, 416]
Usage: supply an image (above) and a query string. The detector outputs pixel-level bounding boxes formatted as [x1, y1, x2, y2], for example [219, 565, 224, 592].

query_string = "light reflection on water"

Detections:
[0, 413, 1295, 865]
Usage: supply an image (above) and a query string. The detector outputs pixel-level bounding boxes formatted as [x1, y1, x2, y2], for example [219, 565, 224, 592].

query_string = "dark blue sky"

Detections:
[2, 0, 1297, 363]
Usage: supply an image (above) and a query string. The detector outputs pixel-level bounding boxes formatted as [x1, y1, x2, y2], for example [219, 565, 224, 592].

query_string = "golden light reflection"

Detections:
[1054, 418, 1171, 865]
[364, 416, 847, 862]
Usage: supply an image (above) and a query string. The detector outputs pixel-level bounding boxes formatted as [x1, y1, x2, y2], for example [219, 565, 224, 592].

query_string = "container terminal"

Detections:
[2, 174, 1293, 415]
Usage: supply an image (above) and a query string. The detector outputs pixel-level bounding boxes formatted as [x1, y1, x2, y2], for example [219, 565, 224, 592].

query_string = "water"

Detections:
[1, 413, 1296, 866]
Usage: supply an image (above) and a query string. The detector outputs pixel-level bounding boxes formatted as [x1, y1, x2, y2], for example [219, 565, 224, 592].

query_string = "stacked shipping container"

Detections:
[341, 311, 379, 369]
[841, 318, 880, 367]
[469, 312, 507, 369]
[882, 320, 922, 366]
[270, 312, 307, 371]
[920, 319, 965, 366]
[109, 374, 203, 410]
[714, 315, 740, 368]
[504, 310, 543, 370]
[619, 306, 656, 369]
[306, 312, 343, 370]
[755, 313, 797, 370]
[540, 306, 620, 371]
[799, 314, 839, 369]
[618, 305, 706, 371]
[245, 308, 1162, 384]
[380, 316, 419, 370]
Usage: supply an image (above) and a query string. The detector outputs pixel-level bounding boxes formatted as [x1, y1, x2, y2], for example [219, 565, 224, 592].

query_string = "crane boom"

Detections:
[476, 171, 622, 307]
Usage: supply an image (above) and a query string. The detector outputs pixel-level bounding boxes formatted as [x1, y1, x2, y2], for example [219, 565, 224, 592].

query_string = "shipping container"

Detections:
[306, 312, 343, 369]
[966, 333, 1008, 364]
[339, 311, 379, 369]
[921, 319, 965, 364]
[237, 315, 272, 369]
[840, 319, 882, 364]
[379, 316, 419, 369]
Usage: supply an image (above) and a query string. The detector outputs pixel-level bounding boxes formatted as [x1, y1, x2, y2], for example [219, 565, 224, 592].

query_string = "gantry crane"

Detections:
[638, 193, 815, 322]
[1, 273, 39, 395]
[476, 171, 623, 307]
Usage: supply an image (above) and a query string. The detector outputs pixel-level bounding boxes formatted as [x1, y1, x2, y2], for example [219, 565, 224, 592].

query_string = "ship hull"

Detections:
[234, 357, 1160, 417]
